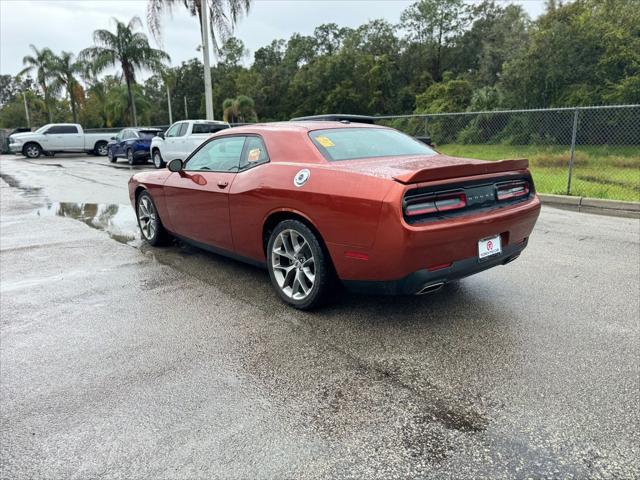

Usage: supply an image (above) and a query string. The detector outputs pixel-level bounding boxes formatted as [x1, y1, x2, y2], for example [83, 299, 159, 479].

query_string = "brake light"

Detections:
[496, 180, 529, 201]
[405, 192, 466, 217]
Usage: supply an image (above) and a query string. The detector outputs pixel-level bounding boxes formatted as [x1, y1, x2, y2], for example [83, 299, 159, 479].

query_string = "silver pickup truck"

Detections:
[8, 123, 113, 158]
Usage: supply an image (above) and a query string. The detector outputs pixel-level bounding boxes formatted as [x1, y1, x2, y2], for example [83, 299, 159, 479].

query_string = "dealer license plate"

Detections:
[478, 235, 502, 259]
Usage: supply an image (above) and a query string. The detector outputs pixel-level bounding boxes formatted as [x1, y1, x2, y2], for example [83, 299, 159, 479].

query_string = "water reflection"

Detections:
[35, 202, 140, 245]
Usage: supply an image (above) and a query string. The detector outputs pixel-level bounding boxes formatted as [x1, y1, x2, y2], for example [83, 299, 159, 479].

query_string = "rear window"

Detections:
[192, 123, 230, 134]
[309, 127, 435, 161]
[139, 131, 160, 139]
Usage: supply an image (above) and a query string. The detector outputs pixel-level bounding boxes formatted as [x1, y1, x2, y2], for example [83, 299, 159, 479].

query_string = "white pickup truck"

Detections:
[8, 123, 114, 159]
[150, 120, 230, 168]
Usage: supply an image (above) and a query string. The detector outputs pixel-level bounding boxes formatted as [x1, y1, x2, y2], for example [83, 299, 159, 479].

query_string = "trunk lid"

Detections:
[329, 154, 529, 184]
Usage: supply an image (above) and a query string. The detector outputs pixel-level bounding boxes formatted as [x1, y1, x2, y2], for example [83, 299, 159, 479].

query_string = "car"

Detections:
[150, 120, 230, 169]
[8, 123, 113, 158]
[128, 121, 541, 309]
[107, 128, 163, 165]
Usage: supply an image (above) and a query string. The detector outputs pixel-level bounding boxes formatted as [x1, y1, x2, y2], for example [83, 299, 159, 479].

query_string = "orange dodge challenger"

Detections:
[129, 120, 540, 309]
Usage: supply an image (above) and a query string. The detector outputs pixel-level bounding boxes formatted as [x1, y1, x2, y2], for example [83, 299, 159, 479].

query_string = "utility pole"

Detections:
[200, 0, 214, 120]
[184, 96, 188, 118]
[166, 85, 173, 124]
[22, 92, 31, 128]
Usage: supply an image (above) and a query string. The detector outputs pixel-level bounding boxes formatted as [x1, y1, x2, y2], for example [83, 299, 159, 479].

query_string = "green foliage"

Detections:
[3, 0, 637, 130]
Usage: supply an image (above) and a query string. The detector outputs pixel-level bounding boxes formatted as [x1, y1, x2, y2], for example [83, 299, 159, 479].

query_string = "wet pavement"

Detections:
[1, 153, 639, 479]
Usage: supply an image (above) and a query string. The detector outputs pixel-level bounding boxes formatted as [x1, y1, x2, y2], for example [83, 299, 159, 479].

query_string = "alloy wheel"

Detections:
[25, 145, 39, 158]
[154, 152, 162, 168]
[271, 229, 316, 300]
[137, 196, 157, 240]
[97, 144, 108, 156]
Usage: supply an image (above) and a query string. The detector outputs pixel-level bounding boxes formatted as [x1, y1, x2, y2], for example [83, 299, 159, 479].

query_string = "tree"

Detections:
[222, 95, 256, 123]
[147, 0, 251, 53]
[50, 51, 84, 123]
[19, 45, 57, 122]
[80, 17, 170, 126]
[400, 0, 469, 81]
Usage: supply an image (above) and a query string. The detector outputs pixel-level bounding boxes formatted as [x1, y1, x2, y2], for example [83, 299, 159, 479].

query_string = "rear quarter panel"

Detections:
[229, 162, 393, 262]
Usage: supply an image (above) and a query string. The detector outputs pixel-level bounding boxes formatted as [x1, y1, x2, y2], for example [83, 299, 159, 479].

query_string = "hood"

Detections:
[328, 154, 529, 184]
[9, 132, 36, 140]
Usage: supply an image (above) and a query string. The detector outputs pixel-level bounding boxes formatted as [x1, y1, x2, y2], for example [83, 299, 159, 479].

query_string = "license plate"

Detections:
[478, 235, 502, 259]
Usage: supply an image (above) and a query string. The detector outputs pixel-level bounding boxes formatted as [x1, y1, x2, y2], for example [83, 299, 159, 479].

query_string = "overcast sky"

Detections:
[0, 0, 545, 78]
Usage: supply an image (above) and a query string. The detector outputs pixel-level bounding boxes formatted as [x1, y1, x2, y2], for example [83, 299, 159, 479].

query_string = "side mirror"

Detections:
[110, 136, 116, 140]
[158, 132, 165, 139]
[167, 158, 183, 172]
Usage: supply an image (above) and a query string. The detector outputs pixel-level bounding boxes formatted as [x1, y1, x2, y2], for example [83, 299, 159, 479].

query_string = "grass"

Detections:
[437, 144, 640, 202]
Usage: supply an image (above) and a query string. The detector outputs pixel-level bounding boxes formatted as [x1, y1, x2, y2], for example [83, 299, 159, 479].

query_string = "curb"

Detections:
[539, 194, 640, 219]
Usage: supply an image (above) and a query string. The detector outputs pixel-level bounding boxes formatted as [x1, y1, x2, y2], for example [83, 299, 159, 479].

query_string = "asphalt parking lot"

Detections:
[1, 153, 639, 479]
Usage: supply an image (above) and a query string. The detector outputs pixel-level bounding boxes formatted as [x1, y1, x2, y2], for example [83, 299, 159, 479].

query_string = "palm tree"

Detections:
[222, 95, 256, 123]
[50, 51, 84, 123]
[80, 17, 170, 126]
[20, 45, 57, 122]
[147, 0, 251, 53]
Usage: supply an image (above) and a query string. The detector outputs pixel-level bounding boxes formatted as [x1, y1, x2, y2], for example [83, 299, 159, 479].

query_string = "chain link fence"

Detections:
[376, 105, 640, 202]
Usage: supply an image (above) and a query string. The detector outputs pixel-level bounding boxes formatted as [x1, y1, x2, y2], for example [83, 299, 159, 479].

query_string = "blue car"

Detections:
[107, 128, 163, 165]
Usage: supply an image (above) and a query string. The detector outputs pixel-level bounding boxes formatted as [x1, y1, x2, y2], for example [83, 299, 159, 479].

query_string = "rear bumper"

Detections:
[343, 238, 527, 295]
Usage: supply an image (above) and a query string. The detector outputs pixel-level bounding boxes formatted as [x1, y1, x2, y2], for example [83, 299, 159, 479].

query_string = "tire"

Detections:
[108, 148, 117, 163]
[23, 143, 41, 159]
[266, 219, 332, 310]
[94, 141, 108, 156]
[152, 149, 165, 169]
[136, 191, 169, 246]
[127, 149, 135, 165]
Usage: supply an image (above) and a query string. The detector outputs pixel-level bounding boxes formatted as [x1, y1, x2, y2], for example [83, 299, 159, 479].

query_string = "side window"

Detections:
[45, 126, 62, 134]
[185, 136, 246, 173]
[240, 136, 269, 170]
[177, 123, 189, 137]
[116, 130, 124, 141]
[59, 125, 79, 134]
[165, 123, 181, 138]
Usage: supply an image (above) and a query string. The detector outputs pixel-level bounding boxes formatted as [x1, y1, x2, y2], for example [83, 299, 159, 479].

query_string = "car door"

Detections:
[60, 125, 83, 150]
[173, 122, 190, 159]
[163, 135, 246, 251]
[163, 122, 184, 161]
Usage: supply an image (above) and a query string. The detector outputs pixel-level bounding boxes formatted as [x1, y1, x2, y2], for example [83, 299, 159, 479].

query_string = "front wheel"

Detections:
[23, 143, 41, 159]
[267, 220, 332, 310]
[108, 149, 117, 163]
[136, 191, 169, 246]
[152, 150, 165, 169]
[127, 149, 135, 165]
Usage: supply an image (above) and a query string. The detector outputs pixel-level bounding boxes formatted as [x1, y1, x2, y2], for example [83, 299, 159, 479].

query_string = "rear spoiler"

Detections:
[393, 158, 529, 184]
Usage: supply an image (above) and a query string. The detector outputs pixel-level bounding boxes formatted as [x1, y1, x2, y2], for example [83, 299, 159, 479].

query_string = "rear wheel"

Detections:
[108, 148, 117, 163]
[127, 149, 135, 165]
[136, 191, 168, 246]
[267, 220, 331, 310]
[152, 150, 165, 169]
[94, 141, 108, 156]
[23, 143, 41, 159]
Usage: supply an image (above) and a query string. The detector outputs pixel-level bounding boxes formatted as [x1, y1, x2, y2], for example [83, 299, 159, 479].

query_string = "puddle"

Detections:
[35, 202, 141, 246]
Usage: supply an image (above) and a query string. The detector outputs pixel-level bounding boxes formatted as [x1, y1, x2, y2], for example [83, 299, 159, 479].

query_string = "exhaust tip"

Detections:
[417, 282, 445, 295]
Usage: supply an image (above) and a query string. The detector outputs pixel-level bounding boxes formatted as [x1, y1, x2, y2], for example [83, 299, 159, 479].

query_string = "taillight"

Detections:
[496, 180, 529, 201]
[405, 192, 466, 217]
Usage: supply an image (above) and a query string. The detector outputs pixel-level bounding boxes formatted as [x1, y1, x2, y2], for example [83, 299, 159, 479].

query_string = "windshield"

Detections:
[34, 124, 52, 133]
[309, 127, 436, 161]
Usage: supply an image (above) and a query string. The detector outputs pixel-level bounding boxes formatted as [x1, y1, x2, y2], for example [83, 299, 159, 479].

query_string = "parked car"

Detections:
[129, 121, 541, 309]
[107, 127, 163, 165]
[150, 120, 230, 169]
[8, 123, 113, 158]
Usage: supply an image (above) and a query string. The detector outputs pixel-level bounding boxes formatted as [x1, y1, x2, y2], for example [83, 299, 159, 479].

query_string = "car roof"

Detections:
[226, 121, 384, 134]
[291, 114, 377, 124]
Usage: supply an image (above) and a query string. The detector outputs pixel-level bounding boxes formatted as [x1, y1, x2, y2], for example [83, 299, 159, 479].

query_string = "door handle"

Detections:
[217, 181, 229, 189]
